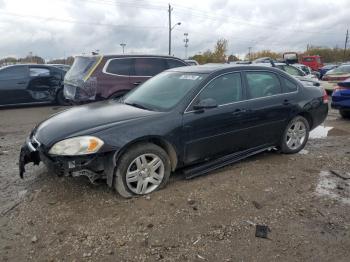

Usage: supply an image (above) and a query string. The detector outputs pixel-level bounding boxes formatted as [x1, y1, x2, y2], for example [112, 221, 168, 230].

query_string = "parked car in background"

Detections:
[48, 64, 71, 71]
[20, 65, 328, 197]
[319, 64, 338, 79]
[64, 55, 188, 103]
[300, 55, 323, 71]
[254, 62, 321, 87]
[290, 63, 319, 80]
[331, 78, 350, 118]
[322, 64, 350, 93]
[184, 59, 199, 66]
[0, 64, 68, 106]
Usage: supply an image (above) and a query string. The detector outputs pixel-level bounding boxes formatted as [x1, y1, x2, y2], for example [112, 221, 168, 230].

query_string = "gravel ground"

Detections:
[0, 105, 350, 262]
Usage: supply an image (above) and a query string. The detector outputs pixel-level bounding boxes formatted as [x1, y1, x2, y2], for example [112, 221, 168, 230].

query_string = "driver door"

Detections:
[182, 72, 250, 164]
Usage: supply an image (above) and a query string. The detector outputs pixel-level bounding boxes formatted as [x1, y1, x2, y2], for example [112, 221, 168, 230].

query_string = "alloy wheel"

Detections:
[125, 153, 165, 195]
[286, 120, 307, 150]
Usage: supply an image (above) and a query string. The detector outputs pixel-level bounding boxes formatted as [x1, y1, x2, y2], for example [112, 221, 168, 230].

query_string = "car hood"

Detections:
[34, 101, 161, 146]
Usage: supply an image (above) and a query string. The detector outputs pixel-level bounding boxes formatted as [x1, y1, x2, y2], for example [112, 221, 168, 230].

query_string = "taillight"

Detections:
[322, 89, 329, 103]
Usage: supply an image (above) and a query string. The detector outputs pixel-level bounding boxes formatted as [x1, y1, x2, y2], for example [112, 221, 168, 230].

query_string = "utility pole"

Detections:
[168, 4, 181, 56]
[184, 33, 189, 59]
[248, 47, 252, 61]
[120, 43, 126, 54]
[168, 4, 172, 56]
[344, 29, 349, 61]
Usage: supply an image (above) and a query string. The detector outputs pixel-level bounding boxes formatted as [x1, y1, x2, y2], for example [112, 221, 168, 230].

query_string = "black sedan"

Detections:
[19, 65, 328, 197]
[0, 64, 68, 106]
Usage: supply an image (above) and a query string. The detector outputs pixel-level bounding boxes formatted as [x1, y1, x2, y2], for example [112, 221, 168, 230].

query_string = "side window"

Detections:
[282, 77, 298, 92]
[29, 68, 50, 77]
[0, 66, 27, 80]
[197, 73, 242, 106]
[134, 58, 166, 76]
[106, 58, 132, 75]
[246, 72, 281, 99]
[167, 59, 186, 69]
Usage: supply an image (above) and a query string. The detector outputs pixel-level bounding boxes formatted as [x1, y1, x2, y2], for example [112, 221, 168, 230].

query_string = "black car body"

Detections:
[20, 65, 328, 197]
[0, 64, 67, 106]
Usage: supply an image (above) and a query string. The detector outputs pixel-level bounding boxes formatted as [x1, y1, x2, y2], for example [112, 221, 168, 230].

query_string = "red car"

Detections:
[300, 55, 323, 71]
[64, 55, 188, 103]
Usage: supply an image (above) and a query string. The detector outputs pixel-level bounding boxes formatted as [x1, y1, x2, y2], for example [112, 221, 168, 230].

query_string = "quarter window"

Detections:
[283, 77, 298, 92]
[29, 68, 50, 77]
[198, 73, 242, 105]
[106, 58, 132, 75]
[246, 72, 282, 99]
[134, 58, 166, 76]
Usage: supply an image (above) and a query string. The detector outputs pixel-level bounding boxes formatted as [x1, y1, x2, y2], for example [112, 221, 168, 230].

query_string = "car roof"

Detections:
[168, 64, 287, 74]
[76, 54, 184, 60]
[0, 64, 60, 69]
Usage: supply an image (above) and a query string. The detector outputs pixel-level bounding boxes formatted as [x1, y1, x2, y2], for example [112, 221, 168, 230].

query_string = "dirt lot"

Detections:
[0, 105, 350, 262]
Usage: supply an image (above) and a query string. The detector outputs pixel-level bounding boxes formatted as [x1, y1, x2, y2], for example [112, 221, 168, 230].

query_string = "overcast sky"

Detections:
[0, 0, 348, 60]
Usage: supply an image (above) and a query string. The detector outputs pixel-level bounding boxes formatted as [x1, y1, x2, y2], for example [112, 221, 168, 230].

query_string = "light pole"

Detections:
[184, 33, 189, 59]
[120, 43, 126, 54]
[168, 4, 181, 56]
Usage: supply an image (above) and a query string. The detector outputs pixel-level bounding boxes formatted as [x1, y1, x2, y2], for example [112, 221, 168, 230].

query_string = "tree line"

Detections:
[0, 55, 74, 67]
[189, 41, 350, 64]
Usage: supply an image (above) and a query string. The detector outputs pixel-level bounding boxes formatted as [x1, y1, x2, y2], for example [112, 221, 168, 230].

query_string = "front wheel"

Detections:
[280, 116, 310, 154]
[114, 143, 171, 197]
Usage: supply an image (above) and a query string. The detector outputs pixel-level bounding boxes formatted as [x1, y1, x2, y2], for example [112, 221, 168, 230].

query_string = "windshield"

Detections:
[327, 65, 350, 75]
[123, 71, 207, 111]
[65, 56, 100, 81]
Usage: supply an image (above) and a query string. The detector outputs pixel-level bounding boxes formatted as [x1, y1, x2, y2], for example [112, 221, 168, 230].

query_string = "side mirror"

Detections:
[193, 98, 218, 110]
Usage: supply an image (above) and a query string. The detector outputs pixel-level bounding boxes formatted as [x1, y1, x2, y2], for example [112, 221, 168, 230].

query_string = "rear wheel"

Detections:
[339, 110, 350, 119]
[56, 89, 71, 106]
[280, 116, 309, 154]
[114, 143, 171, 197]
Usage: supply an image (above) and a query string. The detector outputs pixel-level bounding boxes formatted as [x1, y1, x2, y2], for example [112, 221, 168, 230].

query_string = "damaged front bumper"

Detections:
[19, 136, 115, 185]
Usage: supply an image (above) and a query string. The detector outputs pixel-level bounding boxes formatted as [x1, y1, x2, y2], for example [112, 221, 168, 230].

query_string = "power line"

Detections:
[0, 10, 167, 29]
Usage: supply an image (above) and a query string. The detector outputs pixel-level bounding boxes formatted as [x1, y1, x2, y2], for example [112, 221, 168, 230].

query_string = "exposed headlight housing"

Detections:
[49, 136, 104, 156]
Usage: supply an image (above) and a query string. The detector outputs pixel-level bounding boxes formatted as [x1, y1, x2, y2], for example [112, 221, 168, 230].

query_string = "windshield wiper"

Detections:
[124, 102, 149, 110]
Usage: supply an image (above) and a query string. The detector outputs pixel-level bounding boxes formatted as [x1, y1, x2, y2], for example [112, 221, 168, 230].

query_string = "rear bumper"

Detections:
[64, 78, 98, 102]
[331, 92, 350, 110]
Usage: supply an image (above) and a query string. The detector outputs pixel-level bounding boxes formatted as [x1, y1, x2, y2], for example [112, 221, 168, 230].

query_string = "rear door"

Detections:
[0, 65, 29, 105]
[241, 70, 296, 147]
[131, 58, 167, 87]
[103, 58, 133, 96]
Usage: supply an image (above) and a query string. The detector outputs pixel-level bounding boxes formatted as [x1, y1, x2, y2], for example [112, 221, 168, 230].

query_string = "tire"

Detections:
[56, 89, 71, 106]
[339, 110, 350, 119]
[280, 116, 310, 154]
[114, 143, 171, 197]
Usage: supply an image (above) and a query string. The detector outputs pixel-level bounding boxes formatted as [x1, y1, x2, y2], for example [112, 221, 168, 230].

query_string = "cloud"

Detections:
[0, 0, 348, 60]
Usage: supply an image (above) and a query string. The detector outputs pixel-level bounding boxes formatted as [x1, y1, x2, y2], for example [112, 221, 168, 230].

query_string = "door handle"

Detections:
[133, 82, 142, 86]
[232, 108, 248, 115]
[282, 99, 291, 106]
[16, 81, 26, 85]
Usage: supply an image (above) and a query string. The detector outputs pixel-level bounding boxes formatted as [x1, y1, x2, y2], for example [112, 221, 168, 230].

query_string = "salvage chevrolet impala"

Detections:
[19, 65, 328, 197]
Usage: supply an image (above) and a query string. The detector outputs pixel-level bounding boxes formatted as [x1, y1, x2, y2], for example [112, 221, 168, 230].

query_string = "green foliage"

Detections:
[246, 50, 281, 61]
[189, 39, 229, 64]
[302, 47, 350, 63]
[47, 56, 74, 65]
